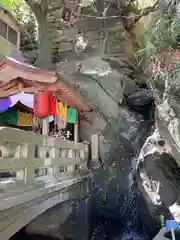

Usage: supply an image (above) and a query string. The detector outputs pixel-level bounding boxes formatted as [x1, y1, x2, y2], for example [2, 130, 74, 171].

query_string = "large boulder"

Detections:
[156, 99, 180, 167]
[126, 89, 153, 107]
[136, 128, 180, 222]
[152, 50, 180, 168]
[79, 56, 140, 102]
[57, 56, 142, 162]
[151, 51, 180, 222]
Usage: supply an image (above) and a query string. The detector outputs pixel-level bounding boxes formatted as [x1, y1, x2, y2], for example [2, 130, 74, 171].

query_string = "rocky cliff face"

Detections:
[136, 42, 180, 223]
[56, 11, 180, 231]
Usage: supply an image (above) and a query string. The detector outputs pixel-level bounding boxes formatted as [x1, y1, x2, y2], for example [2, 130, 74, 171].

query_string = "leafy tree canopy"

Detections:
[0, 0, 16, 10]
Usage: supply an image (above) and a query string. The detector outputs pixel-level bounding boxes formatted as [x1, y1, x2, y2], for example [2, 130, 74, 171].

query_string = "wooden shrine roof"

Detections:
[0, 56, 91, 112]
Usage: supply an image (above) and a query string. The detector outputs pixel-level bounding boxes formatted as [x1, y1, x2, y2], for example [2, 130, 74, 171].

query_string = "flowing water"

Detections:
[89, 183, 157, 240]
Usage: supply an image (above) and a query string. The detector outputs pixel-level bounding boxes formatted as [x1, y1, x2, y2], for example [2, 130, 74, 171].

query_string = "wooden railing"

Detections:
[0, 127, 89, 184]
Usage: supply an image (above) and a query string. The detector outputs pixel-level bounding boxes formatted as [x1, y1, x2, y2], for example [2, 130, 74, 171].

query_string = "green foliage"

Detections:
[134, 4, 180, 76]
[140, 6, 180, 57]
[0, 0, 16, 10]
[136, 0, 156, 9]
[164, 60, 180, 101]
[149, 10, 179, 50]
[0, 0, 32, 24]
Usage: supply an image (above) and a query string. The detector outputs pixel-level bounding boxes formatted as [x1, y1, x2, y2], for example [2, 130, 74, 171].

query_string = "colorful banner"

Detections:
[56, 102, 67, 121]
[67, 108, 77, 124]
[0, 95, 78, 125]
[11, 93, 33, 109]
[0, 108, 33, 126]
[0, 108, 18, 125]
[17, 111, 33, 126]
[0, 93, 33, 113]
[0, 98, 12, 113]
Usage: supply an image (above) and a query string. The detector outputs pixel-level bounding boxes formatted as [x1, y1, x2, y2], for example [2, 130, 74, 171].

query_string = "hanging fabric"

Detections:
[10, 93, 34, 109]
[56, 102, 67, 121]
[49, 94, 57, 115]
[0, 98, 12, 113]
[0, 108, 18, 125]
[55, 116, 66, 129]
[33, 92, 50, 117]
[67, 108, 77, 124]
[0, 108, 34, 126]
[0, 93, 33, 113]
[17, 111, 33, 126]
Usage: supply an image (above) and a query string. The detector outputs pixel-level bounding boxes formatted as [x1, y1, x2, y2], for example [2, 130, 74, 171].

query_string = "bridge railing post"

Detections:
[24, 142, 35, 184]
[91, 133, 99, 168]
[24, 167, 34, 184]
[51, 147, 60, 177]
[80, 141, 89, 171]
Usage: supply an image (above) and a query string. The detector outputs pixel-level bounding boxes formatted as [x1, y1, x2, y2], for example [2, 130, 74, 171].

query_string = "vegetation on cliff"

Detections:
[141, 1, 180, 102]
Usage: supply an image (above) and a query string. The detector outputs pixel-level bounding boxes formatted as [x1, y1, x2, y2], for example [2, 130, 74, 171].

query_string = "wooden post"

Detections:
[74, 112, 79, 142]
[42, 116, 49, 136]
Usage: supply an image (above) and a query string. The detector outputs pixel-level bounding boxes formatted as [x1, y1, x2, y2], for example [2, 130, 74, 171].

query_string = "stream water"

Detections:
[89, 182, 158, 240]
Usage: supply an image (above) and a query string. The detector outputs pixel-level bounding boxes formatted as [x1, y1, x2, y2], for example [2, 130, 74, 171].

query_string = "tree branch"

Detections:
[24, 0, 49, 16]
[71, 0, 163, 20]
[128, 0, 164, 28]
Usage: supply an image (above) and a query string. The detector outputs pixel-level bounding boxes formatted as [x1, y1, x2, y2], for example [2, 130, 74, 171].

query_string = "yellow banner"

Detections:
[56, 102, 67, 121]
[17, 110, 33, 126]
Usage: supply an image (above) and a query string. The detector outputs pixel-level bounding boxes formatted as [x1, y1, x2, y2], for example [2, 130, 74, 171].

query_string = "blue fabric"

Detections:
[165, 220, 180, 229]
[0, 93, 33, 113]
[0, 98, 11, 113]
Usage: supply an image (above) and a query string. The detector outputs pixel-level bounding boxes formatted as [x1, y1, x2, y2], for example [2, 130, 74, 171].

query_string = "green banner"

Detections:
[0, 108, 18, 125]
[67, 108, 77, 124]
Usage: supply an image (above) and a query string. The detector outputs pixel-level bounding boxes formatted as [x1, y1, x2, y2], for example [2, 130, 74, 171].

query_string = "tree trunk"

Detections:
[25, 1, 53, 70]
[36, 11, 53, 70]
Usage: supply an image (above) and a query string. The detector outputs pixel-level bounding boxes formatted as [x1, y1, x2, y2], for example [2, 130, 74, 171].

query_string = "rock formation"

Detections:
[135, 5, 180, 225]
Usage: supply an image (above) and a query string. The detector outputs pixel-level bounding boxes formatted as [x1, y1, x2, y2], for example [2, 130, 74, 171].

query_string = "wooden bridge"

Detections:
[0, 127, 90, 239]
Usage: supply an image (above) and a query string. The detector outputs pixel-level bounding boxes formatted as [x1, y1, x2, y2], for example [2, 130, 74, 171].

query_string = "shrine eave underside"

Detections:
[0, 56, 91, 112]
